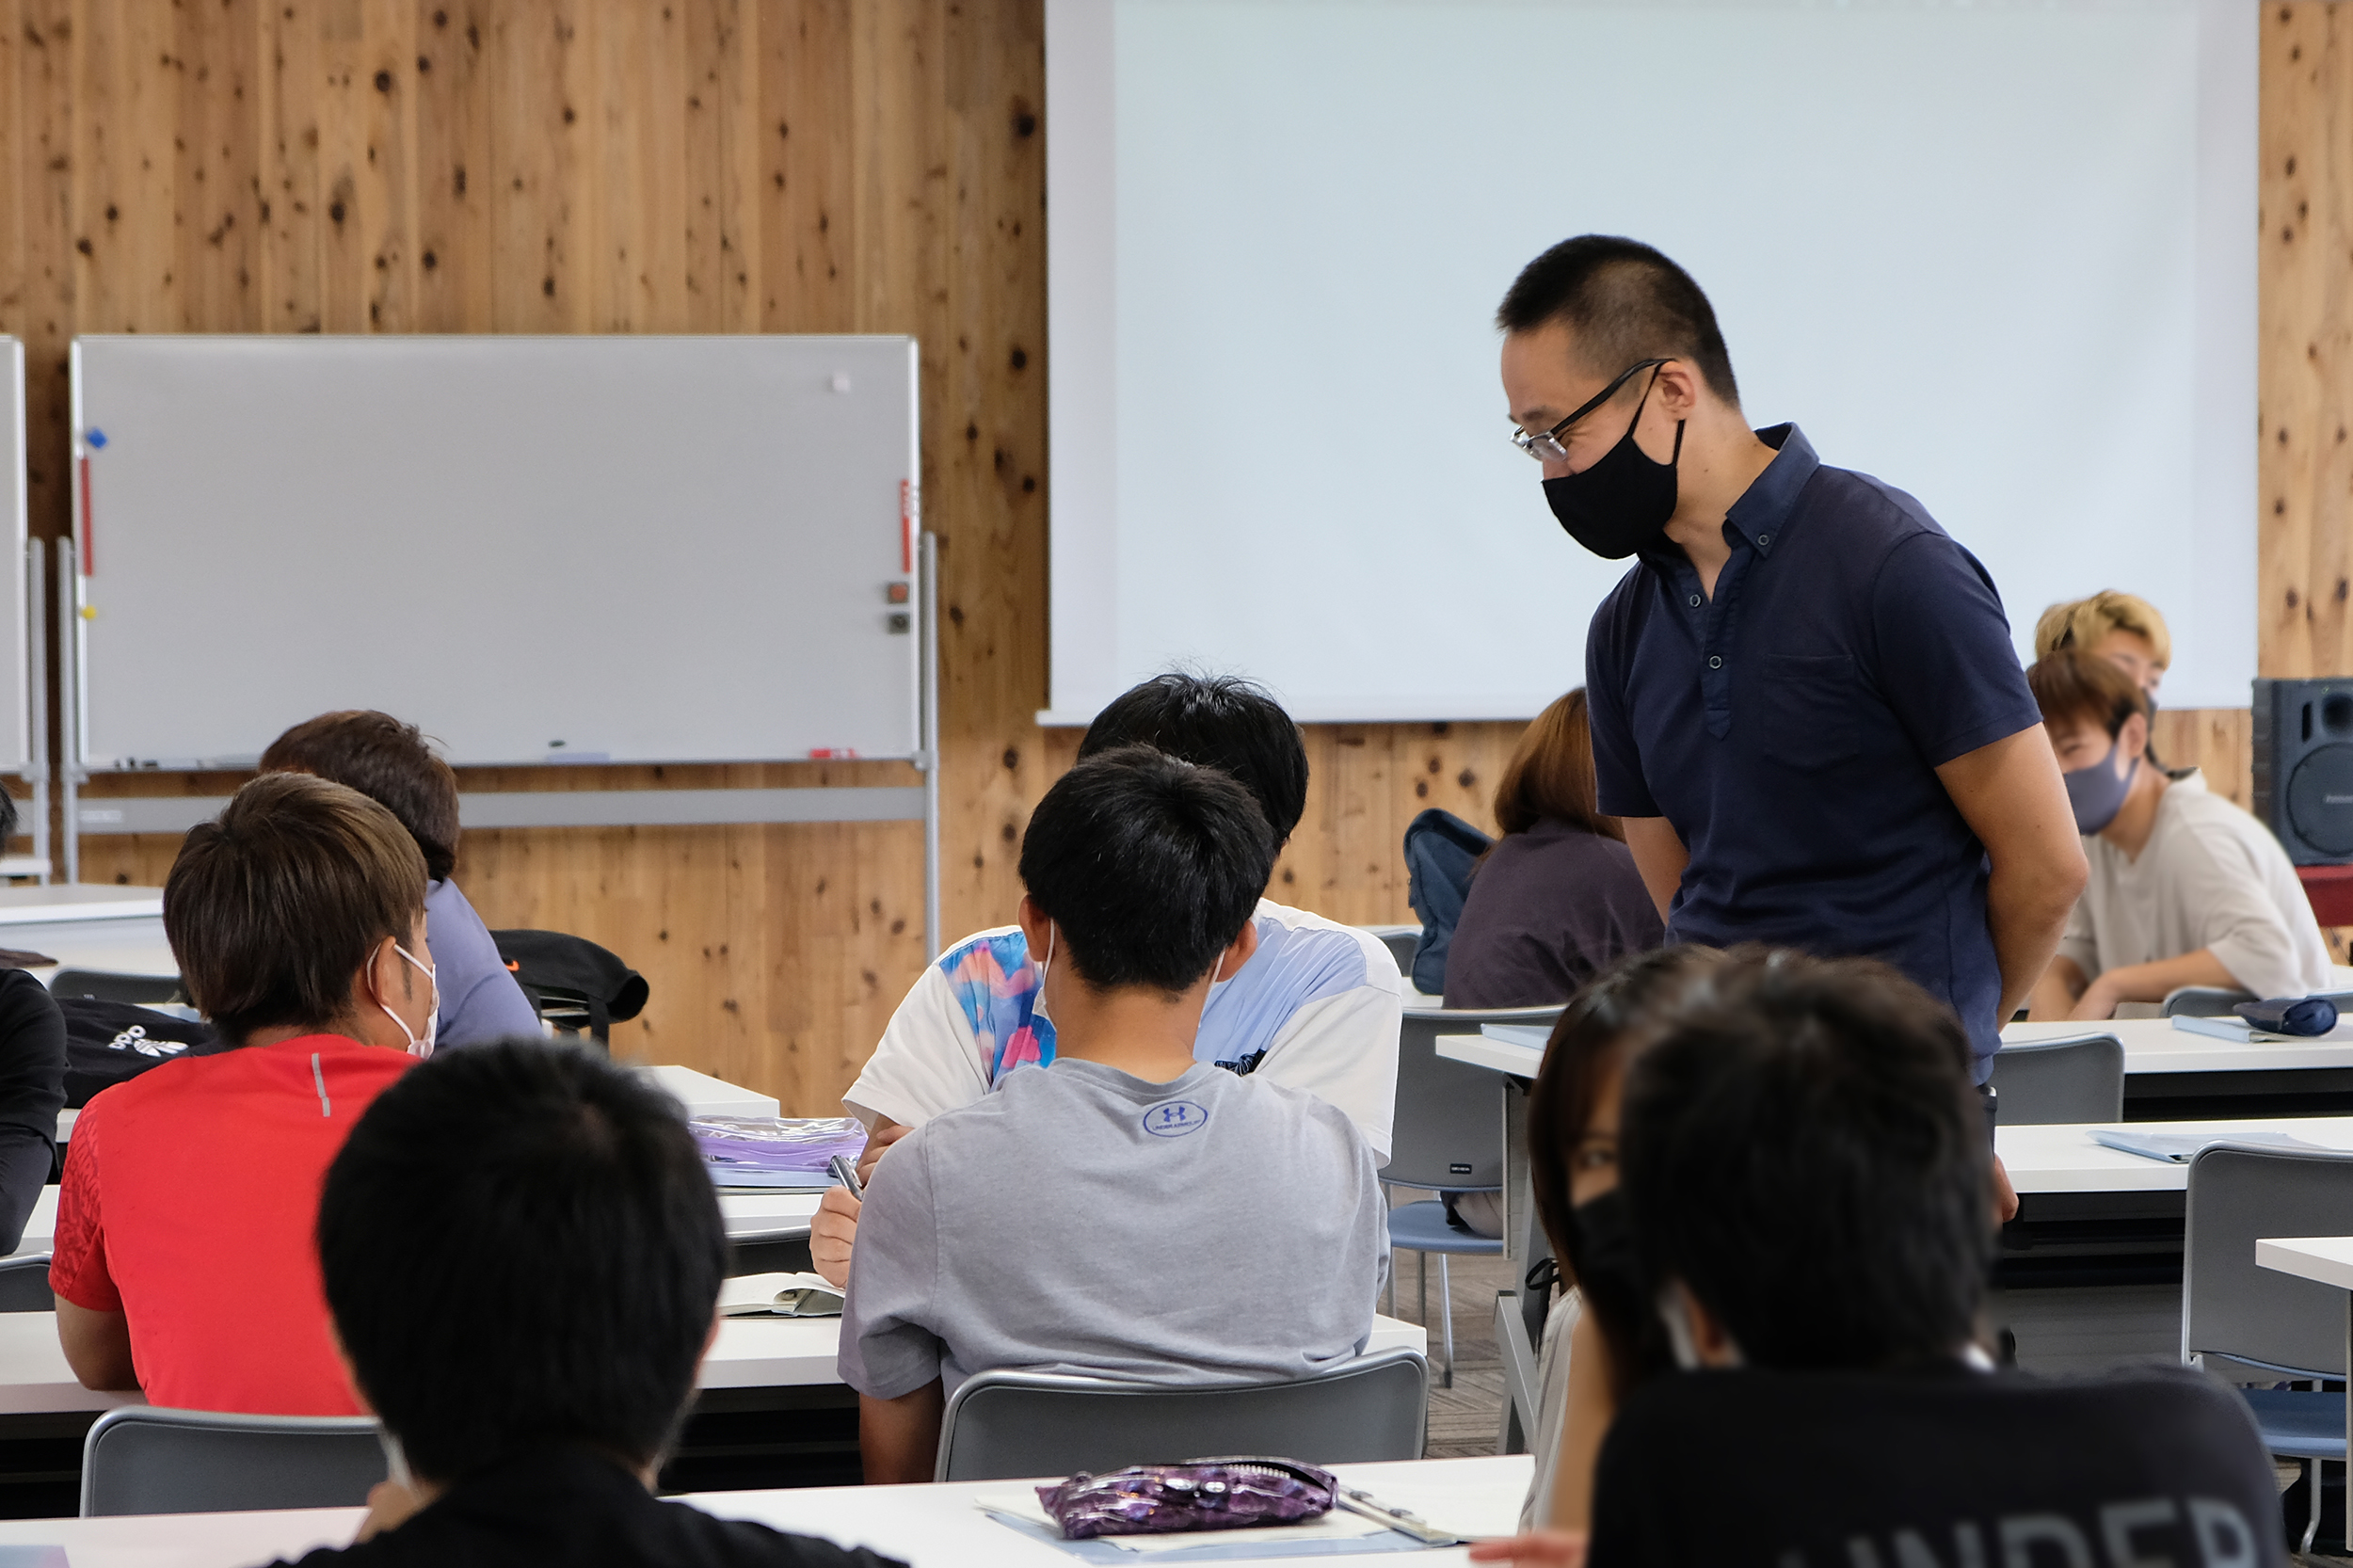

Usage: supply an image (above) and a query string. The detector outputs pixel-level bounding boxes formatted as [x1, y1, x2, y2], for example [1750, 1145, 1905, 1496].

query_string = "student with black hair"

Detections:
[814, 672, 1401, 1288]
[271, 1039, 903, 1567]
[840, 746, 1387, 1482]
[1475, 951, 2284, 1568]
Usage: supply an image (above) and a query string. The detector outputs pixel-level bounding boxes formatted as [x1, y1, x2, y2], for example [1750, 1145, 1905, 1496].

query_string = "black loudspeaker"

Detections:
[2252, 678, 2353, 864]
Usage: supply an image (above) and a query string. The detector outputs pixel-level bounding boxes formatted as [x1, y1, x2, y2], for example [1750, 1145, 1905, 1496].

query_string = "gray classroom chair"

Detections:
[1366, 927, 1419, 980]
[1985, 1033, 2123, 1125]
[0, 1254, 50, 1313]
[1385, 1004, 1563, 1386]
[2182, 1144, 2353, 1556]
[81, 1408, 389, 1517]
[933, 1348, 1429, 1482]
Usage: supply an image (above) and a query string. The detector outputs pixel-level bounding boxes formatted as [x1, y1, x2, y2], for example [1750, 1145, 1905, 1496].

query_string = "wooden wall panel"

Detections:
[0, 0, 2339, 1113]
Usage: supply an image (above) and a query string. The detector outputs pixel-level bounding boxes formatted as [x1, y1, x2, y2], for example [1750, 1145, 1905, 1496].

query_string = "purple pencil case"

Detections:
[1035, 1456, 1338, 1540]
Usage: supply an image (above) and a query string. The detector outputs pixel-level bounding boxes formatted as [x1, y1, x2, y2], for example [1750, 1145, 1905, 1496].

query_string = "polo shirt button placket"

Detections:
[1688, 594, 1703, 609]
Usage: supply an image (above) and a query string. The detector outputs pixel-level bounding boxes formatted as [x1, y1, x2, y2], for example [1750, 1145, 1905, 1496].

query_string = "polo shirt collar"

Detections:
[1720, 423, 1817, 557]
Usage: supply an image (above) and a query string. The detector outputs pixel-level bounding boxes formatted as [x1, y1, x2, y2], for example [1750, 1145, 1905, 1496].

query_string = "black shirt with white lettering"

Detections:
[1588, 1362, 2285, 1568]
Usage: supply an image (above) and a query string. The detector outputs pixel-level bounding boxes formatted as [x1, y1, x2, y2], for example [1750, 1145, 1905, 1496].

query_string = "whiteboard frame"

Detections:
[59, 335, 939, 952]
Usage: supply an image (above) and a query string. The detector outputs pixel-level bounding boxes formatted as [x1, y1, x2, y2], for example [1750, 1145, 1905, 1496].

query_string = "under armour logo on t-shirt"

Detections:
[1143, 1100, 1209, 1138]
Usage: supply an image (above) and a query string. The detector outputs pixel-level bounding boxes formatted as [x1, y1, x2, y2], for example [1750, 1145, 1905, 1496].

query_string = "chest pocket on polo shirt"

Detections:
[1758, 654, 1861, 771]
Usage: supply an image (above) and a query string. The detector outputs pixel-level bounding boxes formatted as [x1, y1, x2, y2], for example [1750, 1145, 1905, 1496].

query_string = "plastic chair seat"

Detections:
[1386, 1199, 1504, 1257]
[2239, 1386, 2347, 1462]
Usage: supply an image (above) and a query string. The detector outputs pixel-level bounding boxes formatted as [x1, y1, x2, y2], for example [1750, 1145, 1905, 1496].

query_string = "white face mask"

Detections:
[1658, 1281, 1739, 1371]
[1032, 923, 1057, 1024]
[377, 941, 440, 1060]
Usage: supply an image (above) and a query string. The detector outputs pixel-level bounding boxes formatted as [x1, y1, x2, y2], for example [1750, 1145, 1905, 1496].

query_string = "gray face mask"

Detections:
[2063, 737, 2138, 836]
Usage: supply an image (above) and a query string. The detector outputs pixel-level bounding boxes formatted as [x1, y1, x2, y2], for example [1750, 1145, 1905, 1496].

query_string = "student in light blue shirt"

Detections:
[262, 712, 539, 1048]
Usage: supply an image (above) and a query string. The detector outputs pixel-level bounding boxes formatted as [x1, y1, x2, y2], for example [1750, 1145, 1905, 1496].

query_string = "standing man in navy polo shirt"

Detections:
[1497, 236, 2087, 1215]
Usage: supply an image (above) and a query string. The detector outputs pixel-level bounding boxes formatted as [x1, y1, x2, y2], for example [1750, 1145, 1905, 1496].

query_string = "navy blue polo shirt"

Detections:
[1585, 425, 2041, 1078]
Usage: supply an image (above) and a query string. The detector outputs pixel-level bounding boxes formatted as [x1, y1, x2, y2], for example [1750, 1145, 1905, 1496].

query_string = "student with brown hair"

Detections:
[263, 711, 538, 1048]
[2026, 649, 2328, 1020]
[1444, 689, 1664, 1010]
[49, 773, 440, 1413]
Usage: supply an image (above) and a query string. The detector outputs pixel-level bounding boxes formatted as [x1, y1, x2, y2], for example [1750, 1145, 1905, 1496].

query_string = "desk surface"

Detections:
[2257, 1235, 2353, 1291]
[1438, 1016, 2353, 1083]
[0, 1185, 822, 1263]
[0, 887, 164, 925]
[1996, 1116, 2353, 1194]
[0, 1304, 1428, 1414]
[0, 1453, 1531, 1566]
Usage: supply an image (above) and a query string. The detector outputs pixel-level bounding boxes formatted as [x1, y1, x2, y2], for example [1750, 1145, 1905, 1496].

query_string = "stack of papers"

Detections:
[692, 1115, 865, 1191]
[2089, 1128, 2342, 1164]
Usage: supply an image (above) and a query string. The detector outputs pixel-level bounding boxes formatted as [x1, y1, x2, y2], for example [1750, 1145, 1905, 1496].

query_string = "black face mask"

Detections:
[1542, 376, 1684, 560]
[1559, 1188, 1675, 1394]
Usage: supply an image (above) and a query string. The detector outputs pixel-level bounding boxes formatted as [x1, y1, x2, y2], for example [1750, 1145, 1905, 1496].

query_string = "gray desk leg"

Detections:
[1497, 1078, 1543, 1456]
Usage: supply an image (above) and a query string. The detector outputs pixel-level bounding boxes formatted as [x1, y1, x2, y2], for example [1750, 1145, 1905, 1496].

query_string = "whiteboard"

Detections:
[0, 337, 26, 772]
[1044, 0, 2256, 720]
[70, 336, 920, 767]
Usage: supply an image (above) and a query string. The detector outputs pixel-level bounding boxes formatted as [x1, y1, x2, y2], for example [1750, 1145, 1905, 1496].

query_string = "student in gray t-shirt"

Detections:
[839, 745, 1389, 1482]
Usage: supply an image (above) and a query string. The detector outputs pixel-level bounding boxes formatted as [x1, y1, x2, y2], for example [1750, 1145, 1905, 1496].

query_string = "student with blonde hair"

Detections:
[2033, 591, 2170, 698]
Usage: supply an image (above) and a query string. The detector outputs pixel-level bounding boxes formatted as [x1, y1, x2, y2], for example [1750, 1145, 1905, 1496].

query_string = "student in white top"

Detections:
[839, 746, 1385, 1481]
[2025, 650, 2330, 1022]
[809, 674, 1401, 1288]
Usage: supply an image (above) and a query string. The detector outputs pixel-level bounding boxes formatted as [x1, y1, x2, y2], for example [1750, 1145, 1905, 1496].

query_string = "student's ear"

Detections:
[2119, 710, 2151, 766]
[1659, 1279, 1742, 1370]
[1016, 895, 1052, 961]
[1210, 920, 1260, 984]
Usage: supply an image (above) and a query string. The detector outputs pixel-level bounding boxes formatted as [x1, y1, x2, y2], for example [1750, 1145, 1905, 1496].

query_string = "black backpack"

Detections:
[60, 1000, 224, 1108]
[489, 930, 649, 1047]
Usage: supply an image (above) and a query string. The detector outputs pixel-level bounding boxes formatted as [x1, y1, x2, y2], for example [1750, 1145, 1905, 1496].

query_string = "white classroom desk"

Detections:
[0, 1301, 1429, 1416]
[0, 885, 177, 989]
[1441, 1015, 2353, 1086]
[1995, 1116, 2353, 1193]
[0, 1184, 823, 1264]
[51, 1062, 780, 1148]
[0, 1453, 1534, 1566]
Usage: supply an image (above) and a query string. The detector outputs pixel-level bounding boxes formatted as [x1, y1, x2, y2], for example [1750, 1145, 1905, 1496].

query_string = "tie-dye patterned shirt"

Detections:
[843, 900, 1403, 1160]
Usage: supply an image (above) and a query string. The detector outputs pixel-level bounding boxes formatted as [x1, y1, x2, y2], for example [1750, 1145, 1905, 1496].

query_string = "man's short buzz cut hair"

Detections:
[1496, 235, 1740, 408]
[317, 1039, 727, 1482]
[1079, 672, 1310, 844]
[1019, 744, 1277, 999]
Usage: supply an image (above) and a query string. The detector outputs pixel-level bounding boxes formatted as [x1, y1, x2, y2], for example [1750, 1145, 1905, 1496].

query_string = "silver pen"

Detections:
[1333, 1486, 1464, 1546]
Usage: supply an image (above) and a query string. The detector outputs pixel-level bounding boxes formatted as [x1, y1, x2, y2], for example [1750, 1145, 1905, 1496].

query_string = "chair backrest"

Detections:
[1986, 1033, 2123, 1125]
[933, 1348, 1429, 1483]
[2161, 986, 2257, 1017]
[0, 1255, 51, 1313]
[81, 1408, 389, 1517]
[1387, 1006, 1563, 1192]
[2183, 1144, 2353, 1378]
[1364, 927, 1417, 979]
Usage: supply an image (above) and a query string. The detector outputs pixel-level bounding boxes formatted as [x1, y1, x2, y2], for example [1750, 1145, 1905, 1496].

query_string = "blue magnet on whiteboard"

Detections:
[85, 430, 106, 449]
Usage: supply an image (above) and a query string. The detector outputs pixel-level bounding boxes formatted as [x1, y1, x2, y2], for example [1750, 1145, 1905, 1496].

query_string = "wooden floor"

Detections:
[1383, 1246, 1519, 1462]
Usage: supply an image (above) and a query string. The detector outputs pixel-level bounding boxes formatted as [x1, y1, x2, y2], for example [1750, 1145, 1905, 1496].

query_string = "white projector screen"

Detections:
[1044, 0, 2256, 724]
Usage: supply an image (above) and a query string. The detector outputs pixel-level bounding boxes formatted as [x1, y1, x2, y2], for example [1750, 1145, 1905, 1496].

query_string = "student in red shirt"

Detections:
[51, 772, 440, 1414]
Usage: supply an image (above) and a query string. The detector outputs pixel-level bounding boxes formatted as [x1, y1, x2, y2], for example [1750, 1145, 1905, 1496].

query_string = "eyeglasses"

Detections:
[1511, 358, 1671, 464]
